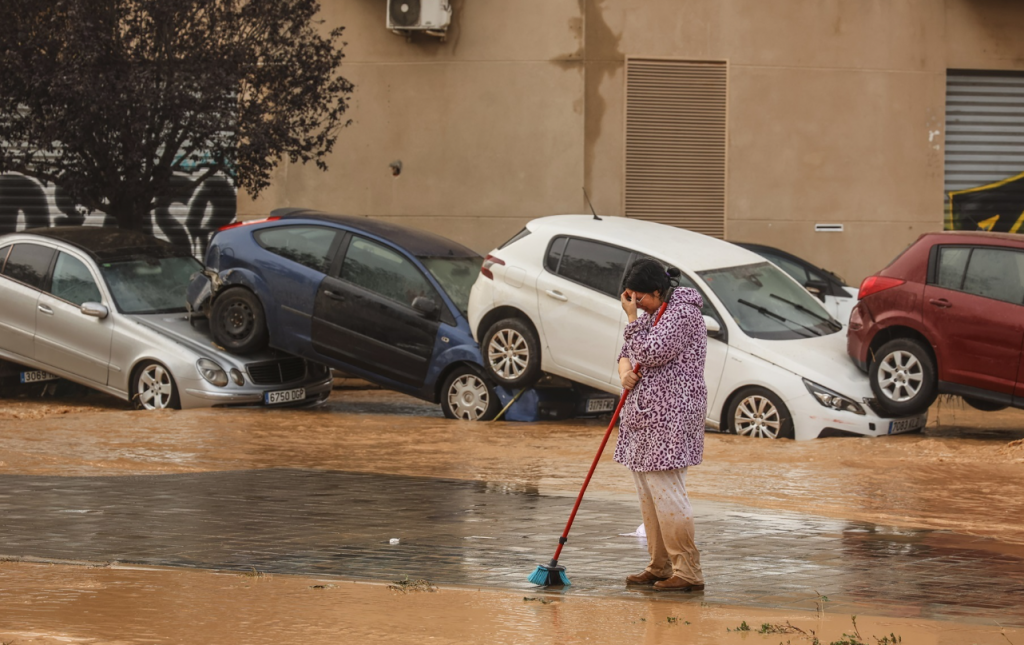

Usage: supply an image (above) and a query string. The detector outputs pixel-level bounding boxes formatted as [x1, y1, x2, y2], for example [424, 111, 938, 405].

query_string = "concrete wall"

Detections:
[240, 0, 1024, 284]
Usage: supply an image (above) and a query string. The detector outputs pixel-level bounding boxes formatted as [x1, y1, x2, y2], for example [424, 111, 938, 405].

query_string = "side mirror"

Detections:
[805, 279, 829, 302]
[412, 296, 439, 319]
[81, 302, 109, 319]
[703, 315, 722, 338]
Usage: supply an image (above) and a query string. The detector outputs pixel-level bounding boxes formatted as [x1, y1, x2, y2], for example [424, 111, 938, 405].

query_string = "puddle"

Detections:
[1, 389, 1023, 548]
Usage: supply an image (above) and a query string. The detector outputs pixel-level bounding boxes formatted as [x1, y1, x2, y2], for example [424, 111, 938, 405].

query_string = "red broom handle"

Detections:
[551, 301, 668, 563]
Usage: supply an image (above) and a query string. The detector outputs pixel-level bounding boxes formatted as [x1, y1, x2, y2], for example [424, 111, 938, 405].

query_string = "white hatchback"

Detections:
[468, 215, 927, 440]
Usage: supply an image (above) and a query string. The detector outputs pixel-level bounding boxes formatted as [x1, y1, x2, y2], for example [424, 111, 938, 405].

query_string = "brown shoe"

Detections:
[625, 571, 669, 586]
[652, 576, 705, 592]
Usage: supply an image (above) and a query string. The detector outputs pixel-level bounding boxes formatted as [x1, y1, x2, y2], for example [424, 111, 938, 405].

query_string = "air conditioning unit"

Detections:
[388, 0, 452, 38]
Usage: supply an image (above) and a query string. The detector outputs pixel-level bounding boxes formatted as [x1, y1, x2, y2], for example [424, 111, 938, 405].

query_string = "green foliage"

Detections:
[728, 621, 751, 632]
[0, 0, 353, 229]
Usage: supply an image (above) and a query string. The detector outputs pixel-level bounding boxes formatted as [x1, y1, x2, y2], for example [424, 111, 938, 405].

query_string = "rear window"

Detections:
[498, 228, 531, 250]
[554, 237, 631, 298]
[933, 245, 1024, 305]
[255, 225, 338, 274]
[962, 248, 1024, 304]
[2, 243, 55, 290]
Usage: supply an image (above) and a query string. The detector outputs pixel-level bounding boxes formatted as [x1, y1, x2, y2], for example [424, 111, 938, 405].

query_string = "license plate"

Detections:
[888, 415, 926, 435]
[20, 370, 58, 384]
[586, 397, 617, 413]
[265, 388, 305, 405]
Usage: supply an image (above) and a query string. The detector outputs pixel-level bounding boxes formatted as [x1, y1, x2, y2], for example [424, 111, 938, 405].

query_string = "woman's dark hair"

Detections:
[624, 258, 681, 296]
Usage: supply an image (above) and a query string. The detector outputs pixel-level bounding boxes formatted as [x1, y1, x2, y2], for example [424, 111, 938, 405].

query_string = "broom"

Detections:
[528, 301, 669, 586]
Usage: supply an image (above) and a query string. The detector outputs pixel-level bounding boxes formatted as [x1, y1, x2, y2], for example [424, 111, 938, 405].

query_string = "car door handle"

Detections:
[545, 289, 568, 302]
[929, 298, 951, 308]
[38, 305, 53, 315]
[324, 290, 345, 301]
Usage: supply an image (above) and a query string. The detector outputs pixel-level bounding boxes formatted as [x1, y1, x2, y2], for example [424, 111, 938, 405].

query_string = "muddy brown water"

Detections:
[0, 561, 1019, 645]
[2, 388, 1023, 545]
[2, 388, 1024, 642]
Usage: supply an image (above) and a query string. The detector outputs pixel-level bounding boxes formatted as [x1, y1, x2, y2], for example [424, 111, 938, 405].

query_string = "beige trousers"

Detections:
[632, 467, 704, 584]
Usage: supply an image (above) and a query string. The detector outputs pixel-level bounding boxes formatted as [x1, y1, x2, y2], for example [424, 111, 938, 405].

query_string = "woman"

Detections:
[616, 258, 707, 592]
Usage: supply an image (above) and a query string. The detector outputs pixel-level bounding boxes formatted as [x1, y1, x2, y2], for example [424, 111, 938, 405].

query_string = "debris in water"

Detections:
[389, 538, 400, 545]
[388, 576, 436, 593]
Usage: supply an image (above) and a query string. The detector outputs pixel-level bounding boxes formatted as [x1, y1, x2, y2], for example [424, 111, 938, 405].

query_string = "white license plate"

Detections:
[586, 398, 617, 413]
[888, 415, 926, 435]
[265, 388, 305, 405]
[20, 370, 58, 384]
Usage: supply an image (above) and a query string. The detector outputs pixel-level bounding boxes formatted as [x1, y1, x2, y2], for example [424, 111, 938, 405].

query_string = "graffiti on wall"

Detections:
[946, 172, 1024, 234]
[0, 172, 237, 256]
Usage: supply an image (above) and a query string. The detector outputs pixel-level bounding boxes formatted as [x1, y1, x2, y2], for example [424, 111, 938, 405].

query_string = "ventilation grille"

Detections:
[624, 58, 728, 238]
[246, 357, 307, 386]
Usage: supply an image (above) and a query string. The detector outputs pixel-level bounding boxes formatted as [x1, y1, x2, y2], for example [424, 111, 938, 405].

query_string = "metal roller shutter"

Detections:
[624, 58, 728, 238]
[945, 70, 1024, 234]
[0, 171, 237, 256]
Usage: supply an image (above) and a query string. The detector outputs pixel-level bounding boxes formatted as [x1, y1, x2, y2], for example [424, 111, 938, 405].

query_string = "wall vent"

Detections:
[624, 58, 728, 238]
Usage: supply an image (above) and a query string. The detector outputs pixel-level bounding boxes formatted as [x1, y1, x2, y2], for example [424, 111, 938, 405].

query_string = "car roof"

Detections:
[15, 226, 193, 262]
[271, 208, 480, 259]
[919, 230, 1024, 247]
[525, 215, 763, 272]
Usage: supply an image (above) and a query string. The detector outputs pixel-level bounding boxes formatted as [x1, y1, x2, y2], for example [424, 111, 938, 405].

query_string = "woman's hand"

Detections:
[620, 290, 638, 322]
[620, 369, 640, 390]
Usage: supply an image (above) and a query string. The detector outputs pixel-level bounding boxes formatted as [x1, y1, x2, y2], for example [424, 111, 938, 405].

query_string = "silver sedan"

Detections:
[0, 227, 333, 410]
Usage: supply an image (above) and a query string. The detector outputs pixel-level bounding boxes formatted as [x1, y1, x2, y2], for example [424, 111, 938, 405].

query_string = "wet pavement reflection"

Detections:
[1, 467, 1022, 626]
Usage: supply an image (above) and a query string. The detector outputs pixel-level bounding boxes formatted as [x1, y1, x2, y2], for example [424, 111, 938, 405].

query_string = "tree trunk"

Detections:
[110, 199, 143, 231]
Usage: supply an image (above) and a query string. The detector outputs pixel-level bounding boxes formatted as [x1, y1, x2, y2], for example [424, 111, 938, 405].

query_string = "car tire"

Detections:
[440, 367, 501, 421]
[869, 338, 936, 416]
[727, 386, 795, 440]
[210, 287, 269, 354]
[963, 396, 1008, 412]
[131, 361, 181, 411]
[481, 317, 542, 389]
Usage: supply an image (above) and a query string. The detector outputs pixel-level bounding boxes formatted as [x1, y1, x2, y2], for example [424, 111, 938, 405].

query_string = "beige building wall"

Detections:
[240, 0, 1024, 285]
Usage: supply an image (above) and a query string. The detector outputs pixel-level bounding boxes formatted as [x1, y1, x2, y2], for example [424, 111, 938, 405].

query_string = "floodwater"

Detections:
[2, 387, 1024, 544]
[3, 386, 1024, 643]
[0, 561, 1018, 645]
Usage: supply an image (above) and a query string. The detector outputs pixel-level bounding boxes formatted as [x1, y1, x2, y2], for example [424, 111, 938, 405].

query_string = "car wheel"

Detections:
[869, 338, 936, 416]
[210, 287, 269, 354]
[481, 318, 541, 389]
[441, 367, 500, 421]
[132, 361, 181, 411]
[727, 387, 795, 440]
[963, 396, 1008, 412]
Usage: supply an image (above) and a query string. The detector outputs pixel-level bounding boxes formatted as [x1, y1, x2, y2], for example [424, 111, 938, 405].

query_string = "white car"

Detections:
[735, 242, 859, 326]
[468, 215, 927, 440]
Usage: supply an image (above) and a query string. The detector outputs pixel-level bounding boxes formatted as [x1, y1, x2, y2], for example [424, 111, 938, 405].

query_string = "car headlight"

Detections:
[229, 368, 245, 386]
[803, 379, 866, 415]
[197, 358, 229, 387]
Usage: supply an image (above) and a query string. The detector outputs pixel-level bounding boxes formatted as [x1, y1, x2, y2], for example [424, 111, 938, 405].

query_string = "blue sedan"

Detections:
[188, 208, 499, 420]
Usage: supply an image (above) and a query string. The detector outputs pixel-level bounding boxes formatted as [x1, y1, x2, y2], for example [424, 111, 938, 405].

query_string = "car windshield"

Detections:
[419, 256, 482, 316]
[99, 256, 203, 315]
[697, 262, 841, 340]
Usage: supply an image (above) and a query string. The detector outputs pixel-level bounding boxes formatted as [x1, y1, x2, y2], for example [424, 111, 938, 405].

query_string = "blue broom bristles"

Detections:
[526, 566, 549, 586]
[527, 564, 571, 586]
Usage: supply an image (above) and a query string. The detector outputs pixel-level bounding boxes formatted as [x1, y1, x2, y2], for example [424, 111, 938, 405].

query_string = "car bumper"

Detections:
[180, 375, 334, 409]
[789, 392, 928, 440]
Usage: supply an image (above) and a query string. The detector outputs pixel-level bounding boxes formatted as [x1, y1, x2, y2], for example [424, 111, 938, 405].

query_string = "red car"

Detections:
[848, 232, 1024, 416]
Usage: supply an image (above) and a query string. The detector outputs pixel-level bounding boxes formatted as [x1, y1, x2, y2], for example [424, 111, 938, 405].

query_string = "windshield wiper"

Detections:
[769, 293, 842, 332]
[737, 299, 822, 337]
